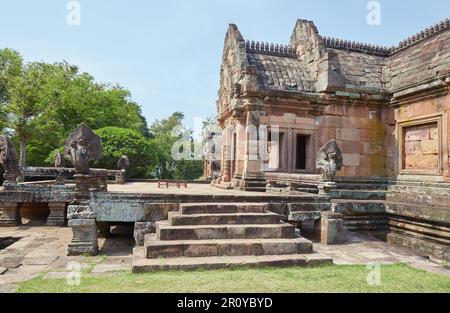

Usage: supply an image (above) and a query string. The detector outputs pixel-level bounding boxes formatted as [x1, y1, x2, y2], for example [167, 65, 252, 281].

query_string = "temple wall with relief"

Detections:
[393, 94, 450, 180]
[384, 94, 450, 261]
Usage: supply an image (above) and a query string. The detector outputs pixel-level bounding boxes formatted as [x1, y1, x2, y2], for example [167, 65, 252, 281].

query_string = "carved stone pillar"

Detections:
[67, 175, 99, 256]
[241, 110, 266, 191]
[46, 202, 66, 226]
[222, 142, 231, 183]
[0, 202, 21, 226]
[65, 124, 102, 256]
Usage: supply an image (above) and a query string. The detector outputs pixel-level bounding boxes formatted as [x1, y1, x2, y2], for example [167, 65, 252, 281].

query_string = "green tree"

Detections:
[92, 127, 156, 178]
[7, 62, 54, 165]
[0, 48, 23, 134]
[0, 48, 150, 167]
[149, 112, 204, 180]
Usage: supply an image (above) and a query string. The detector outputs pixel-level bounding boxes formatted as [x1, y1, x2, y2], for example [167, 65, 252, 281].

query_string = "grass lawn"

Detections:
[17, 263, 450, 293]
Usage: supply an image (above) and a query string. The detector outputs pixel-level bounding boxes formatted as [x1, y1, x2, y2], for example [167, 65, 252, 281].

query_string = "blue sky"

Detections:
[0, 0, 449, 129]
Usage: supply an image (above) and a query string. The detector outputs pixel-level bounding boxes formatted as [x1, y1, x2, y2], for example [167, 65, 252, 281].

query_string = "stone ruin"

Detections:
[65, 124, 103, 255]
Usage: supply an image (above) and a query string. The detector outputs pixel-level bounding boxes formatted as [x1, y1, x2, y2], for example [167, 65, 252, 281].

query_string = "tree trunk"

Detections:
[19, 139, 26, 167]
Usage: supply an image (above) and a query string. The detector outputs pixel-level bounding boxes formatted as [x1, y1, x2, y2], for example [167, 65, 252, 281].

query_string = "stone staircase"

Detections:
[132, 203, 332, 272]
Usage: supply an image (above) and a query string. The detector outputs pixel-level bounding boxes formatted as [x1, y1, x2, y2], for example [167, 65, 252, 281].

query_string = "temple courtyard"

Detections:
[0, 203, 449, 293]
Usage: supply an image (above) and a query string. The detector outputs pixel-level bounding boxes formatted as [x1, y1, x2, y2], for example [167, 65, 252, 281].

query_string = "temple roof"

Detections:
[246, 50, 315, 93]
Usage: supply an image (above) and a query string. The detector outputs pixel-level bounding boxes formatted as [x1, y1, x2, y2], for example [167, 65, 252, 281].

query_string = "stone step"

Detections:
[168, 212, 281, 226]
[330, 189, 386, 201]
[156, 221, 295, 240]
[132, 247, 333, 272]
[180, 203, 267, 215]
[144, 234, 312, 258]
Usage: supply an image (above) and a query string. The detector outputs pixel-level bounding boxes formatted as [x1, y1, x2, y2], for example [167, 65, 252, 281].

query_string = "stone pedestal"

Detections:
[320, 211, 344, 245]
[46, 203, 66, 226]
[67, 204, 98, 256]
[0, 202, 21, 226]
[115, 170, 126, 184]
[134, 222, 155, 246]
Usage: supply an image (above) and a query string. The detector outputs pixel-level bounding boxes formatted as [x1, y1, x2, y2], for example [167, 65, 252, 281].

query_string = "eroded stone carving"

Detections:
[117, 155, 130, 171]
[54, 151, 66, 168]
[316, 139, 343, 182]
[240, 65, 259, 93]
[0, 136, 19, 186]
[65, 124, 102, 175]
[65, 124, 102, 256]
[134, 222, 155, 246]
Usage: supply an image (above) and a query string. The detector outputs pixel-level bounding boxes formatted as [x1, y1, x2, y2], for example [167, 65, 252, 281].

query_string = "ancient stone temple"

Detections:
[215, 19, 450, 260]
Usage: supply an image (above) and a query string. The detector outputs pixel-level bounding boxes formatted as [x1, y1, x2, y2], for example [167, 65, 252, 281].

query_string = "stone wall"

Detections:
[319, 104, 389, 178]
[385, 29, 450, 93]
[394, 94, 450, 179]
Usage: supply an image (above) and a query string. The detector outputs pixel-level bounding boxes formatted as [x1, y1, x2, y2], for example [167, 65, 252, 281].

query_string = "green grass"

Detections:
[17, 263, 450, 293]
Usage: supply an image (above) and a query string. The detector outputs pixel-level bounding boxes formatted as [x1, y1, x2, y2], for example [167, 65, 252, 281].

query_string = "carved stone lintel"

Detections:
[46, 202, 66, 227]
[316, 139, 343, 182]
[0, 202, 21, 226]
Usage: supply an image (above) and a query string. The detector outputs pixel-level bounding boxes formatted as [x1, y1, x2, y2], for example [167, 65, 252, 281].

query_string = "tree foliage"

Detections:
[0, 48, 207, 181]
[0, 48, 149, 167]
[149, 112, 204, 180]
[93, 127, 156, 178]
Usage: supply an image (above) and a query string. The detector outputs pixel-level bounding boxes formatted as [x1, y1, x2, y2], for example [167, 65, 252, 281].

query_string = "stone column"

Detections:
[67, 174, 98, 256]
[222, 129, 231, 182]
[320, 211, 345, 245]
[46, 202, 66, 226]
[65, 124, 102, 256]
[0, 202, 21, 226]
[241, 110, 266, 191]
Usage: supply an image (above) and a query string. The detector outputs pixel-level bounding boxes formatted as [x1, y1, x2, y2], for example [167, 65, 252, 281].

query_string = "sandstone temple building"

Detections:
[211, 18, 450, 260]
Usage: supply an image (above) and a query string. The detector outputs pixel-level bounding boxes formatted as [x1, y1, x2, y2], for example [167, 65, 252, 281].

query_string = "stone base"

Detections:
[320, 211, 345, 245]
[46, 203, 66, 227]
[115, 170, 126, 184]
[236, 177, 267, 192]
[67, 218, 98, 256]
[387, 232, 450, 262]
[134, 222, 155, 246]
[0, 203, 21, 227]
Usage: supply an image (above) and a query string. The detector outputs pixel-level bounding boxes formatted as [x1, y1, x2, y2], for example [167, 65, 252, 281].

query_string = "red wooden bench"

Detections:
[157, 180, 188, 189]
